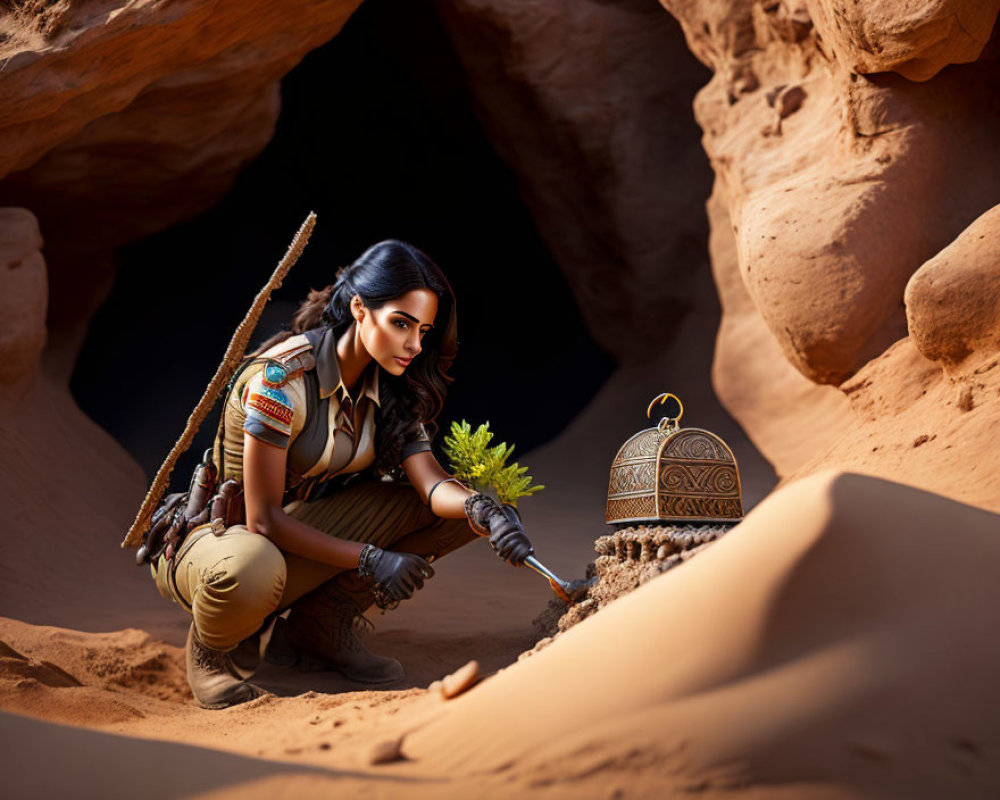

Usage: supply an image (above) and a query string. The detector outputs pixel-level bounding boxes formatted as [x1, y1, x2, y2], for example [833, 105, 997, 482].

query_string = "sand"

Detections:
[401, 471, 1000, 797]
[3, 470, 999, 798]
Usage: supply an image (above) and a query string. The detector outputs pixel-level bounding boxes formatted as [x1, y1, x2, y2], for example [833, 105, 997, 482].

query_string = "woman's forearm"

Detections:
[242, 433, 364, 568]
[429, 479, 477, 519]
[401, 451, 482, 521]
[251, 507, 365, 568]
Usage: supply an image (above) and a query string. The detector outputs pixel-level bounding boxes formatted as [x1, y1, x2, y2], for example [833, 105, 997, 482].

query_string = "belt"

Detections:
[297, 470, 364, 503]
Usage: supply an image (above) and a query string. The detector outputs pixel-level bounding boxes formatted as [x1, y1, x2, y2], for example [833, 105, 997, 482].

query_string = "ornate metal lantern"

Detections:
[606, 393, 744, 526]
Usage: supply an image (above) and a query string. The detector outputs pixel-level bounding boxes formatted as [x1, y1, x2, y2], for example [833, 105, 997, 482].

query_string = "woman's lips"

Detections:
[394, 356, 413, 367]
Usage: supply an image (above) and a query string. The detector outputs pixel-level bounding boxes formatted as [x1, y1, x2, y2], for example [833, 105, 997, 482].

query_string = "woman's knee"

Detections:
[191, 529, 287, 650]
[432, 517, 479, 558]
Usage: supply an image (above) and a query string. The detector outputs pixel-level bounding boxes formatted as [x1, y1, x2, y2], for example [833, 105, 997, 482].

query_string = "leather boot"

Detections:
[185, 623, 267, 709]
[265, 581, 404, 684]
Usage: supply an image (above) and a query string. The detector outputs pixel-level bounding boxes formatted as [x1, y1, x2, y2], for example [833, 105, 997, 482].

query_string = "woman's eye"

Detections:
[394, 319, 409, 330]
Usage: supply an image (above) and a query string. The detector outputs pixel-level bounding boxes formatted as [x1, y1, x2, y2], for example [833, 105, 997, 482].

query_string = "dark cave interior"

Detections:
[69, 0, 616, 482]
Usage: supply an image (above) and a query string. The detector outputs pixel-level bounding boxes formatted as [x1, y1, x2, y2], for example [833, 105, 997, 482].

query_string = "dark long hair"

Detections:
[253, 240, 458, 474]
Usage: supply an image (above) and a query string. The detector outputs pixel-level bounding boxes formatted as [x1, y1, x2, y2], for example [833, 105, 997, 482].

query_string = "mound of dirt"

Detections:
[528, 523, 733, 656]
[0, 617, 191, 727]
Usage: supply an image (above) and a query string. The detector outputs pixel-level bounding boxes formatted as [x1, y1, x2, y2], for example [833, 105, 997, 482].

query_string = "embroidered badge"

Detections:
[262, 360, 289, 388]
[246, 383, 293, 435]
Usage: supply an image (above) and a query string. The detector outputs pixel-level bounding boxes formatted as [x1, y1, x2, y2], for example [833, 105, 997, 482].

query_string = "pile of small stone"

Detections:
[523, 523, 734, 659]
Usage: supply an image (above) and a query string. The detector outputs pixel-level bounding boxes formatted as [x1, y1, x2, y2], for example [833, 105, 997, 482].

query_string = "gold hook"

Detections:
[647, 393, 684, 428]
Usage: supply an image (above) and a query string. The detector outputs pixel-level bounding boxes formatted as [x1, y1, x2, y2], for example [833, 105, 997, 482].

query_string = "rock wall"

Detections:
[906, 205, 1000, 369]
[0, 209, 46, 389]
[434, 0, 715, 363]
[0, 0, 363, 376]
[0, 208, 155, 624]
[790, 206, 1000, 511]
[656, 0, 1000, 503]
[661, 0, 1000, 386]
[807, 0, 998, 81]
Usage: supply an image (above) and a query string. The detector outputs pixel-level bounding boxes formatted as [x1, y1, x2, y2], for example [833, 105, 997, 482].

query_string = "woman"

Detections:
[152, 240, 535, 708]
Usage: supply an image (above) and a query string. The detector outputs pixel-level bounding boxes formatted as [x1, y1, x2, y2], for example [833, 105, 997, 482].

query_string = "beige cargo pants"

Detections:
[152, 479, 476, 651]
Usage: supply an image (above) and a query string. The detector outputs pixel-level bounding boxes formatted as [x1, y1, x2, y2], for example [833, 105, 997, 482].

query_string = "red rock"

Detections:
[0, 0, 363, 180]
[0, 212, 148, 624]
[0, 0, 363, 373]
[436, 0, 714, 362]
[662, 0, 1000, 385]
[708, 183, 849, 477]
[808, 0, 1000, 81]
[905, 205, 1000, 369]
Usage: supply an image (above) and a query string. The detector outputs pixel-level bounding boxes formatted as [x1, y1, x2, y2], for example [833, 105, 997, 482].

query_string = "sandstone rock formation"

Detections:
[905, 204, 1000, 369]
[787, 206, 1000, 512]
[434, 0, 715, 363]
[430, 0, 781, 545]
[708, 182, 849, 475]
[0, 208, 154, 626]
[0, 0, 363, 374]
[662, 0, 1000, 386]
[807, 0, 999, 81]
[432, 0, 1000, 500]
[641, 0, 1000, 502]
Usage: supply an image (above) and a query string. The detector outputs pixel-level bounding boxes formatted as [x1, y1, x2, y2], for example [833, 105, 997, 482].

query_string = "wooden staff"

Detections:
[121, 212, 317, 549]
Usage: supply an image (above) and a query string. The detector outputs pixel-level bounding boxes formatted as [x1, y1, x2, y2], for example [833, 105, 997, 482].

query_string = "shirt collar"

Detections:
[313, 326, 381, 407]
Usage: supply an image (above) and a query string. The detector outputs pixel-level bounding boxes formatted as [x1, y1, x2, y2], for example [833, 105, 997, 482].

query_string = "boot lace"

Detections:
[301, 587, 376, 646]
[324, 603, 375, 652]
[192, 639, 236, 673]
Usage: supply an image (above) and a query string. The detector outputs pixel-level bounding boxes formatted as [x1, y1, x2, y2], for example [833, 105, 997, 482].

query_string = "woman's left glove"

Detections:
[358, 545, 434, 604]
[465, 493, 534, 566]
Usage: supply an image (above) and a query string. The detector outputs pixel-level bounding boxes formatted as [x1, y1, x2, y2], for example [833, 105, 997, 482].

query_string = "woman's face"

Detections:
[355, 288, 439, 376]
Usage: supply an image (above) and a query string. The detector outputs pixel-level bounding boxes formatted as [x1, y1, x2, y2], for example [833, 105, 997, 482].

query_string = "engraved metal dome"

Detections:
[606, 393, 744, 526]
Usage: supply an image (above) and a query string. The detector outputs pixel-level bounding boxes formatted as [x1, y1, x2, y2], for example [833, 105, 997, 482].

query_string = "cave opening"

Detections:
[69, 0, 616, 480]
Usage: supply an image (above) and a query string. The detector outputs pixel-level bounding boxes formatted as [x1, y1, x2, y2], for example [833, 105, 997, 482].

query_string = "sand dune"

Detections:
[401, 471, 1000, 797]
[3, 470, 998, 798]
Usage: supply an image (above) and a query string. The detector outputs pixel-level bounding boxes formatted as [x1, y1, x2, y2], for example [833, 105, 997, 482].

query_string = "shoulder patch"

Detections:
[245, 379, 294, 443]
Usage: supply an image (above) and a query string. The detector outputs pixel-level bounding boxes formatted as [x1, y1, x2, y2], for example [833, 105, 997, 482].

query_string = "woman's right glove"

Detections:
[465, 493, 535, 566]
[358, 545, 435, 604]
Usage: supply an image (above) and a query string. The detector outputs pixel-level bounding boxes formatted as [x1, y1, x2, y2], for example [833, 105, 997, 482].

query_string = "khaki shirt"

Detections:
[214, 327, 430, 496]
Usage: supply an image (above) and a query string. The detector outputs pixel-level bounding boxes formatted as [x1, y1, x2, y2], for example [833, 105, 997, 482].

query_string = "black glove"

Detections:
[359, 545, 435, 603]
[465, 493, 535, 566]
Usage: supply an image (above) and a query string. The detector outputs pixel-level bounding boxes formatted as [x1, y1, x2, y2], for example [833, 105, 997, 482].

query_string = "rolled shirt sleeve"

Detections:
[400, 421, 432, 461]
[242, 371, 294, 449]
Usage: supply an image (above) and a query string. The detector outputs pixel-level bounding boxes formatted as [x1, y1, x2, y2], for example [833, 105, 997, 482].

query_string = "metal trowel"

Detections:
[523, 555, 594, 604]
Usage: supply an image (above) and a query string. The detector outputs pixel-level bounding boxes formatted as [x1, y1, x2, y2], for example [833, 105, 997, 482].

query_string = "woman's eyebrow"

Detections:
[393, 310, 434, 328]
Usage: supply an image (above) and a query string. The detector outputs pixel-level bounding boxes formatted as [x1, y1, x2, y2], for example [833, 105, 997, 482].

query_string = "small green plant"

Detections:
[441, 420, 544, 507]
